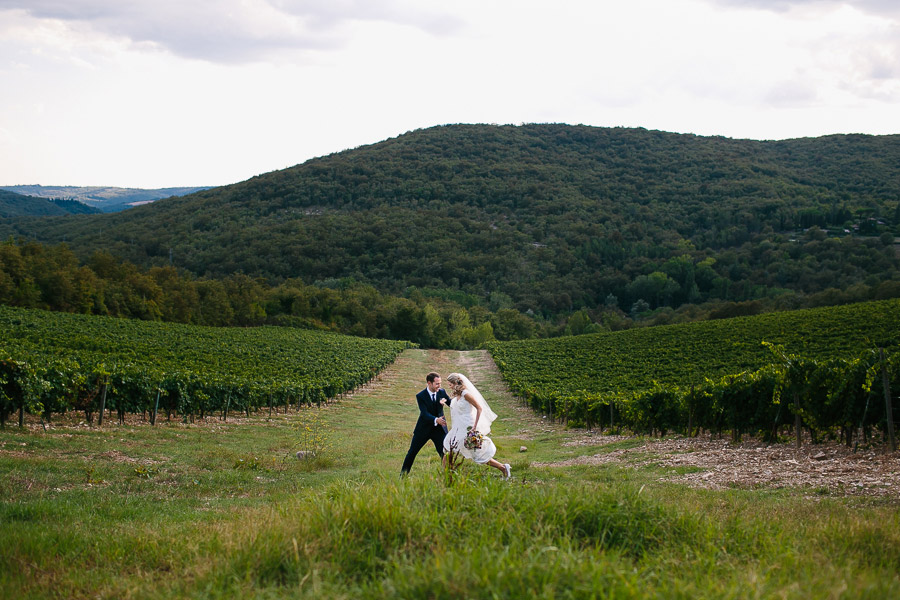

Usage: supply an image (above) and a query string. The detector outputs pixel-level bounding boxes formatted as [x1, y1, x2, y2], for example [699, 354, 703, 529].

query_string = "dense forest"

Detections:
[1, 124, 899, 343]
[0, 240, 519, 347]
[2, 237, 899, 348]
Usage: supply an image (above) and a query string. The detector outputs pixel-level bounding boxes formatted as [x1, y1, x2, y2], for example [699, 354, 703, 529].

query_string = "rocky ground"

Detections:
[539, 431, 900, 501]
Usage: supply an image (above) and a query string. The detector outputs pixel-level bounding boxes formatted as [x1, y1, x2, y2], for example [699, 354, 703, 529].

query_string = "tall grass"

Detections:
[4, 436, 899, 599]
[185, 470, 899, 599]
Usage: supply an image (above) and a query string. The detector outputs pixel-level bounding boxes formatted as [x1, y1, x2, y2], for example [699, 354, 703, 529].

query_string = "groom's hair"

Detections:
[426, 372, 440, 383]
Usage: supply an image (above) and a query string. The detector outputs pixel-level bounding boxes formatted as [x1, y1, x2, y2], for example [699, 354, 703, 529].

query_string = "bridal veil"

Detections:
[451, 373, 498, 435]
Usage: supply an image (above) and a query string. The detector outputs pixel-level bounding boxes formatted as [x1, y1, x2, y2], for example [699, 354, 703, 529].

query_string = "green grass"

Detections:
[2, 349, 899, 599]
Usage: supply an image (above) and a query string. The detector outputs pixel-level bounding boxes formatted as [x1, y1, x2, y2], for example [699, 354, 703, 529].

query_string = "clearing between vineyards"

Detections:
[4, 344, 896, 499]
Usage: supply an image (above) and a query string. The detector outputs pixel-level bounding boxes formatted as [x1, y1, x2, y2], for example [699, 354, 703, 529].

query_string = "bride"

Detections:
[441, 373, 511, 479]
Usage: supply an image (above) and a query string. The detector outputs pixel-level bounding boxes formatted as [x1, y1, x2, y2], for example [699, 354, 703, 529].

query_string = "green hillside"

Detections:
[3, 125, 899, 319]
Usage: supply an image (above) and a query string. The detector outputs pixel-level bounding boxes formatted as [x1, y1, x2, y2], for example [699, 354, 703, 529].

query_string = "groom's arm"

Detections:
[415, 392, 439, 424]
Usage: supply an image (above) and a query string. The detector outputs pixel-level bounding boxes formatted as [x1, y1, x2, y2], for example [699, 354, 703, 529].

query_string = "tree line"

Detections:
[2, 237, 900, 348]
[0, 239, 535, 347]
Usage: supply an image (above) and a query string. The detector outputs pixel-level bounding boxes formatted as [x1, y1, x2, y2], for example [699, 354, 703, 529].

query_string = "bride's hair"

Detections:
[446, 373, 465, 395]
[445, 373, 498, 435]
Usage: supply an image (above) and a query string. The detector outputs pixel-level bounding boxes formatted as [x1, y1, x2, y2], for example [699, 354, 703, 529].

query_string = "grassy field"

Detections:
[2, 349, 899, 599]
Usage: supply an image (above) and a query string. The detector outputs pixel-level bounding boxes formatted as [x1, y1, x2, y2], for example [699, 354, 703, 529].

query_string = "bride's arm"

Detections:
[463, 390, 482, 429]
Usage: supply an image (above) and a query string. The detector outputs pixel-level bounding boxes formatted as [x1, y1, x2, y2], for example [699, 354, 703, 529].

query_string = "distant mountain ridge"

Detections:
[1, 124, 898, 318]
[0, 189, 102, 218]
[0, 185, 211, 213]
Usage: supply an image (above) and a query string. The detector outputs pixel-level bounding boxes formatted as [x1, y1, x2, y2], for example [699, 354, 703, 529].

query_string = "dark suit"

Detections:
[401, 387, 451, 474]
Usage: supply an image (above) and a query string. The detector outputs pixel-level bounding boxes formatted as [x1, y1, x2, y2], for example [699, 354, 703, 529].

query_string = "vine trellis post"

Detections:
[687, 385, 694, 438]
[97, 383, 108, 427]
[151, 386, 161, 426]
[881, 348, 896, 452]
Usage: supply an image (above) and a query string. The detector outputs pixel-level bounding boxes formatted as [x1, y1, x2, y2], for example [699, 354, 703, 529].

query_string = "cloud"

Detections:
[764, 79, 819, 107]
[708, 0, 900, 18]
[706, 0, 900, 104]
[0, 0, 465, 63]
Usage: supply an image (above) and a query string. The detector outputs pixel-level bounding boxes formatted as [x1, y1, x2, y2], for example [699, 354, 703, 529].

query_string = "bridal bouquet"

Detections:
[464, 426, 484, 450]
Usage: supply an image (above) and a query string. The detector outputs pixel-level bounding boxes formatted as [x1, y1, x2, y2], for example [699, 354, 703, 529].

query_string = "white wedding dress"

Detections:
[443, 386, 497, 464]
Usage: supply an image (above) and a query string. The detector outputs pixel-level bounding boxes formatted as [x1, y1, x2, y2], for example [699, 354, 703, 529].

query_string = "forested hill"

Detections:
[2, 124, 899, 318]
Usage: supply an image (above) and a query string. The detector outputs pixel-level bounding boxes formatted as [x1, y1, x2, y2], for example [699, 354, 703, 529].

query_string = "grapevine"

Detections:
[0, 305, 410, 426]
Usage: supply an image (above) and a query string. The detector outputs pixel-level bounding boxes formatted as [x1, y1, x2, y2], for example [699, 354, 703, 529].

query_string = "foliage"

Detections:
[292, 408, 331, 470]
[488, 298, 900, 442]
[0, 304, 409, 425]
[0, 239, 538, 347]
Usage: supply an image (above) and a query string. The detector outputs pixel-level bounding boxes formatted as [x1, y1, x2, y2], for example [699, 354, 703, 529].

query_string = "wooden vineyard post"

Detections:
[687, 385, 694, 438]
[794, 392, 801, 449]
[881, 349, 896, 452]
[18, 405, 24, 428]
[97, 383, 108, 427]
[151, 388, 161, 426]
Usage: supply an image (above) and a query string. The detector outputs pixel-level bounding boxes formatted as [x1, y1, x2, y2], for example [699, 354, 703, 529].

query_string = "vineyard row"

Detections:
[0, 305, 411, 427]
[0, 351, 407, 428]
[495, 345, 899, 449]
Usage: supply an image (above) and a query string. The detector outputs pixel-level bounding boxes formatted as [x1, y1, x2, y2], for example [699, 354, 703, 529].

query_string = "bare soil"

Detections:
[537, 431, 900, 500]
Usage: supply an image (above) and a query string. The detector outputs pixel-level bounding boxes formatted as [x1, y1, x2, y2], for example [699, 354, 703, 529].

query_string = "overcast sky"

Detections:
[1, 0, 898, 188]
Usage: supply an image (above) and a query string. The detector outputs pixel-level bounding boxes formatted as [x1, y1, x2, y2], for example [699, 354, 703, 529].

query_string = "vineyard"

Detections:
[0, 305, 410, 427]
[488, 299, 900, 447]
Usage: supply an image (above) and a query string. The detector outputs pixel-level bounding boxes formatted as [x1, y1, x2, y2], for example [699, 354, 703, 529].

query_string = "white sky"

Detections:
[1, 0, 898, 188]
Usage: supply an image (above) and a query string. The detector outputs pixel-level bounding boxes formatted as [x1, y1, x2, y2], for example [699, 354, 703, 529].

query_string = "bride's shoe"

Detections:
[503, 464, 511, 479]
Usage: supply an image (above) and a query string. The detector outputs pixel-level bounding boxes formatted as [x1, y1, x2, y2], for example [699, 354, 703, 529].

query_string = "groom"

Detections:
[401, 372, 451, 475]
